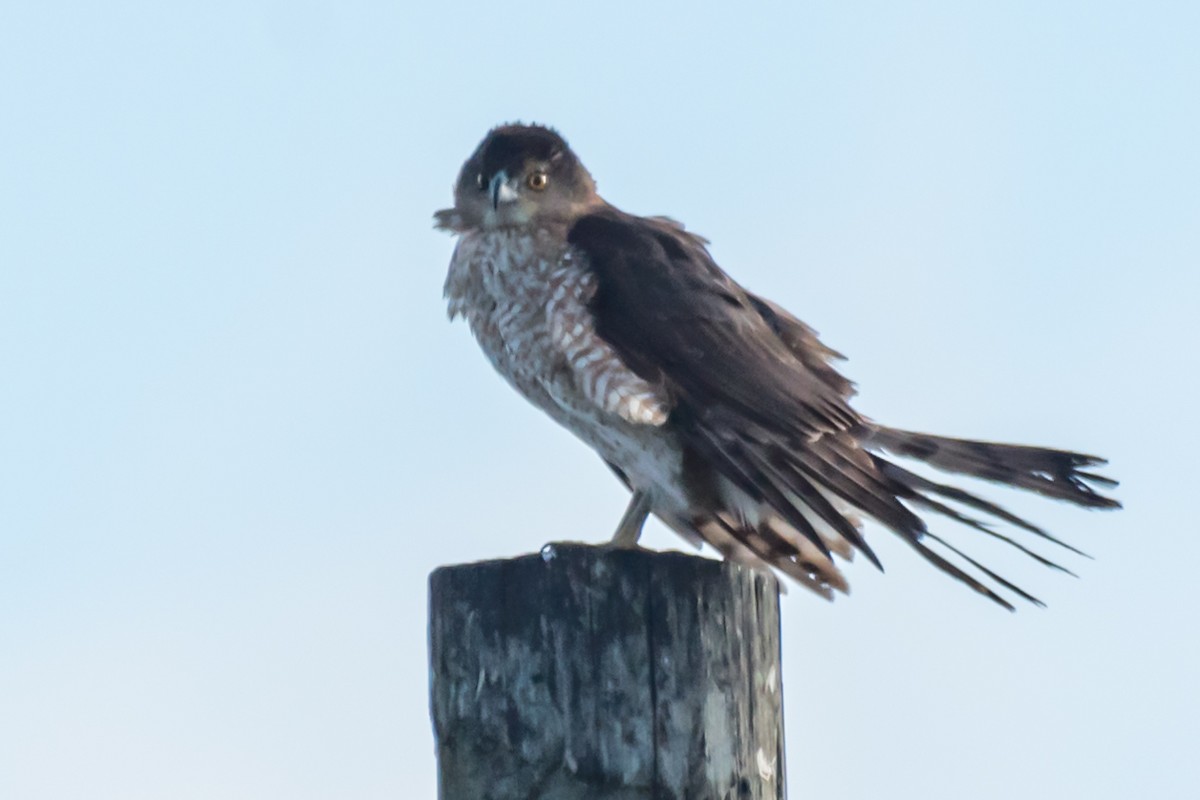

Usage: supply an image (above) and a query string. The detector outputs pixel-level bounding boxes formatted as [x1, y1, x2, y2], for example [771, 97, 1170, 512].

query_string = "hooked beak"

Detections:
[489, 171, 519, 210]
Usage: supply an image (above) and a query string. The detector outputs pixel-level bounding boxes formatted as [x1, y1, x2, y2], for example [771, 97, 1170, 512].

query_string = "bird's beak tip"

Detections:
[489, 171, 519, 210]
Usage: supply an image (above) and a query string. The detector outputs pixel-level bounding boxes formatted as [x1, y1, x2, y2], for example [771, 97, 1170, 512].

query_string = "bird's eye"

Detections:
[527, 172, 549, 191]
[475, 173, 486, 190]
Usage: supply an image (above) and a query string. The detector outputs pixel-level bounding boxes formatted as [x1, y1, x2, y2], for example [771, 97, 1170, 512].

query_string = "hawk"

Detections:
[435, 123, 1120, 609]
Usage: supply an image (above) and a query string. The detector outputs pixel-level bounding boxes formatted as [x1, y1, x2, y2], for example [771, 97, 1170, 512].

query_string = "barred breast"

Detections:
[443, 228, 691, 514]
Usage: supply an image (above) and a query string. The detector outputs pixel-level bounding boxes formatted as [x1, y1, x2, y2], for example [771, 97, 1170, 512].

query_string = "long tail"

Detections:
[864, 426, 1120, 608]
[868, 427, 1120, 508]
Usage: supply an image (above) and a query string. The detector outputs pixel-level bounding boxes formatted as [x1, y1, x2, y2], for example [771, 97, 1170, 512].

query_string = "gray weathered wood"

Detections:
[429, 543, 786, 800]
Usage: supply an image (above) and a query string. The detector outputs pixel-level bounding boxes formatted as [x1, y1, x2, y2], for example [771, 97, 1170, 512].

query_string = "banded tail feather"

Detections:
[846, 427, 1118, 609]
[680, 421, 1119, 610]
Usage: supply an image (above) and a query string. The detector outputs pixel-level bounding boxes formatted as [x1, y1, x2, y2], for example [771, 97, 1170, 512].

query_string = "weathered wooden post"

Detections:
[429, 543, 786, 800]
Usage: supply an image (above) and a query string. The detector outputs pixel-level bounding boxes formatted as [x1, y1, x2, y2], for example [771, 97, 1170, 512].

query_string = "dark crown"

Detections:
[478, 124, 573, 177]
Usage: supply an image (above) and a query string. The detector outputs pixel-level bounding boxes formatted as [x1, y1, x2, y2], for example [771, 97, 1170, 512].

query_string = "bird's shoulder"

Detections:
[566, 205, 860, 437]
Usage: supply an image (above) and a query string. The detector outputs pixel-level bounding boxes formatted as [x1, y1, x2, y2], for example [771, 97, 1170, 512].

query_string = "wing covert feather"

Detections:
[568, 208, 859, 440]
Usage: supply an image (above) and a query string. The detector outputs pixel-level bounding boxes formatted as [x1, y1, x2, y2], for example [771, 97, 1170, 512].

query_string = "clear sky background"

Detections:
[2, 2, 1197, 798]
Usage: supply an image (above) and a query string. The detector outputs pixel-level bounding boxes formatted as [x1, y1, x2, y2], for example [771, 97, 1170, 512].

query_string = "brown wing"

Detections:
[569, 206, 1119, 609]
[569, 208, 859, 440]
[568, 208, 907, 574]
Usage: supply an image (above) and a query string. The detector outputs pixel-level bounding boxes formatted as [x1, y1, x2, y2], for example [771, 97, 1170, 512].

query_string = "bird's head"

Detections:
[435, 124, 600, 232]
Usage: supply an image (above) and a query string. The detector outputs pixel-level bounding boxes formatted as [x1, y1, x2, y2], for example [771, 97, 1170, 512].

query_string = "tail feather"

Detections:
[891, 476, 1078, 577]
[856, 426, 1119, 608]
[923, 532, 1046, 609]
[875, 459, 1091, 558]
[679, 411, 1119, 609]
[905, 534, 1020, 611]
[868, 427, 1121, 510]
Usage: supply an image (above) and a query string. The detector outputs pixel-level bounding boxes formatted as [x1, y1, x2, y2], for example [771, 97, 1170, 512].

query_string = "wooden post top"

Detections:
[429, 543, 786, 800]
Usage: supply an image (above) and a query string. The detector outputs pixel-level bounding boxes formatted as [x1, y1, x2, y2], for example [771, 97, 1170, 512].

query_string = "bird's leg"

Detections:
[609, 489, 652, 548]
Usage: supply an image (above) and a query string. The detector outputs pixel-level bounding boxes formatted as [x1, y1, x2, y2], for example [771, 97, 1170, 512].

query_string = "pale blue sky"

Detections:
[2, 2, 1197, 798]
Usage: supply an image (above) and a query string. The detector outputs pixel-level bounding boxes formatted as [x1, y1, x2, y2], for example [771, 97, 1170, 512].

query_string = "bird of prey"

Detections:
[435, 123, 1120, 609]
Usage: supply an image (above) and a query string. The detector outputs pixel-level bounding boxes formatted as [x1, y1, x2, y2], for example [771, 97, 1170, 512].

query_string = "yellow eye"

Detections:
[527, 172, 549, 191]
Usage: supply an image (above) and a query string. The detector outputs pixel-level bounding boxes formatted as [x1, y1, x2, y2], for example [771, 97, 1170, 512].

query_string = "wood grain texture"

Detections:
[429, 544, 785, 800]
